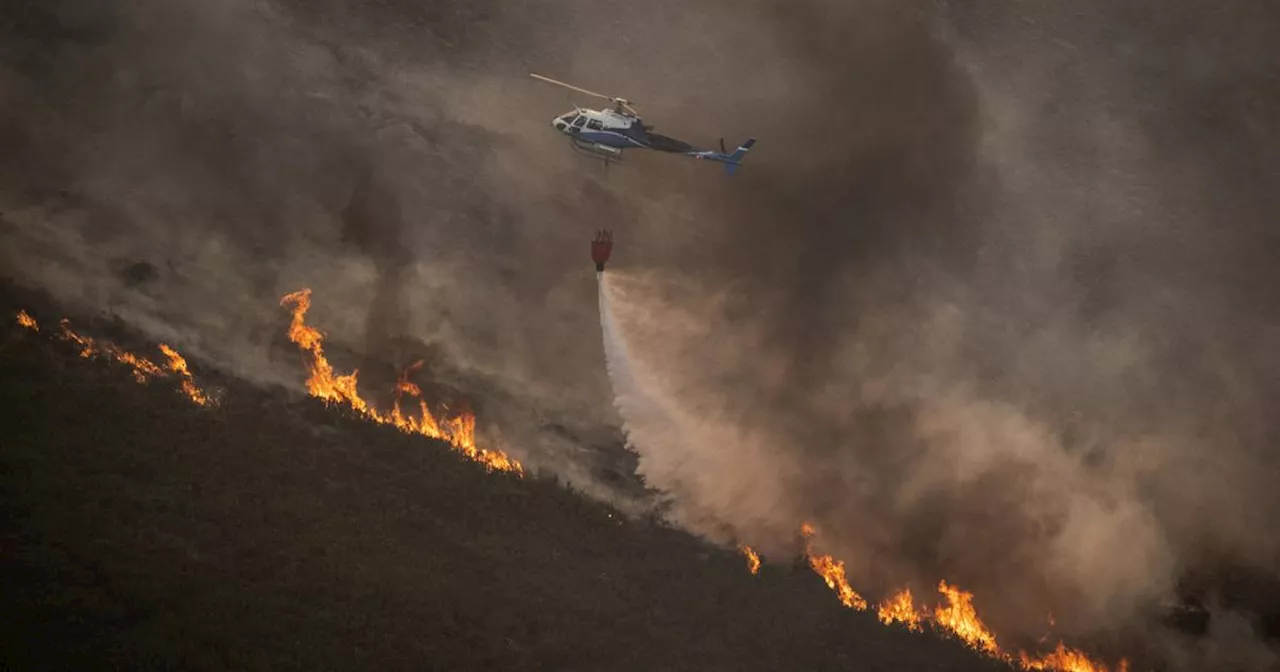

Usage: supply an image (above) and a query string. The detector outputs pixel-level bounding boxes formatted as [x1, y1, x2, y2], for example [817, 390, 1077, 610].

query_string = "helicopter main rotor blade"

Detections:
[529, 73, 637, 110]
[529, 73, 613, 101]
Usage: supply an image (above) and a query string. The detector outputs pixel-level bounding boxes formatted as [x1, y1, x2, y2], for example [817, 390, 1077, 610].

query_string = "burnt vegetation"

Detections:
[0, 279, 1012, 671]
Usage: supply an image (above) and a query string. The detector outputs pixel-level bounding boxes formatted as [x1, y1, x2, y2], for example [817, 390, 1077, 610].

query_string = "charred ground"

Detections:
[0, 278, 1012, 671]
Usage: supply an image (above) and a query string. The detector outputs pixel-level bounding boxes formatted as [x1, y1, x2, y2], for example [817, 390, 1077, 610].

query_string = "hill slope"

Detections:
[0, 280, 1009, 672]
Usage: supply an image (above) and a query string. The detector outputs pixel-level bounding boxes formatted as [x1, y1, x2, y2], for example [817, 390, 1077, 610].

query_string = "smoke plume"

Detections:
[3, 0, 1278, 668]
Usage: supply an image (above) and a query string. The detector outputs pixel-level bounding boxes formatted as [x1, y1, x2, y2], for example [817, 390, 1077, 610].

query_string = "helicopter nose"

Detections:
[552, 118, 565, 130]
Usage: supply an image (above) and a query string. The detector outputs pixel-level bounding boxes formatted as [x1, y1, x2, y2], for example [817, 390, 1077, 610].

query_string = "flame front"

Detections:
[800, 523, 868, 610]
[878, 588, 924, 631]
[59, 319, 165, 383]
[934, 580, 1003, 657]
[1022, 644, 1100, 672]
[781, 522, 1126, 672]
[280, 289, 371, 414]
[15, 311, 211, 406]
[15, 302, 1129, 672]
[159, 344, 212, 406]
[808, 554, 868, 610]
[740, 545, 761, 575]
[17, 310, 38, 331]
[278, 289, 523, 475]
[1021, 643, 1129, 672]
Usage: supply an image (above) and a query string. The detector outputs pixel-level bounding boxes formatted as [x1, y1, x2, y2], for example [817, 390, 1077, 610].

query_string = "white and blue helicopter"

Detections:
[531, 73, 756, 175]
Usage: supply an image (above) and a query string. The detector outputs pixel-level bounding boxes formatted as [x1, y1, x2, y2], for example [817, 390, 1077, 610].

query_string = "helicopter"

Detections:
[530, 73, 756, 175]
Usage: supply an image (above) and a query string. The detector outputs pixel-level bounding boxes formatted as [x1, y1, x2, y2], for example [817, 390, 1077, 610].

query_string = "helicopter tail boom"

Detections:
[689, 137, 756, 175]
[720, 138, 756, 175]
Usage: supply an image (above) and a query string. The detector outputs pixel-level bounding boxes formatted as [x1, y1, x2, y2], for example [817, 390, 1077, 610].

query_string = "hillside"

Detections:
[0, 279, 1011, 671]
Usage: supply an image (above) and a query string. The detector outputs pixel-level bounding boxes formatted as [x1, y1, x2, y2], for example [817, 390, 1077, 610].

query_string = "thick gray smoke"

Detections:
[3, 0, 1278, 668]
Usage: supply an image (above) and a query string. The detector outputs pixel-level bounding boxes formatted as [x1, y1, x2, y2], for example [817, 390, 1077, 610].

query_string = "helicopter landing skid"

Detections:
[569, 136, 624, 166]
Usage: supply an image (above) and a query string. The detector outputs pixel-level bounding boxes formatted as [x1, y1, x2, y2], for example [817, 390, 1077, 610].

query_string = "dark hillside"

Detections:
[0, 280, 1008, 672]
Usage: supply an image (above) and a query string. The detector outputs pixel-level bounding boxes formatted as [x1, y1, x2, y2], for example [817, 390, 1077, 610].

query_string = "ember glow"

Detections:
[739, 545, 761, 575]
[278, 289, 523, 475]
[16, 310, 38, 331]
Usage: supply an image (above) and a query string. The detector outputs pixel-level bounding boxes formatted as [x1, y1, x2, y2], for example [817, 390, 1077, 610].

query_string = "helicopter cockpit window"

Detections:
[572, 116, 587, 127]
[586, 119, 604, 130]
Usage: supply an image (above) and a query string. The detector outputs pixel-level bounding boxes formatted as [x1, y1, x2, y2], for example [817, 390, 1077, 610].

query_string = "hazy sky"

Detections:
[2, 1, 1277, 668]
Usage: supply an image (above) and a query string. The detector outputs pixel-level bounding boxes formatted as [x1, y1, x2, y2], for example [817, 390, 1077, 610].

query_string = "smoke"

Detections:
[586, 4, 1280, 666]
[3, 0, 1279, 667]
[598, 271, 804, 547]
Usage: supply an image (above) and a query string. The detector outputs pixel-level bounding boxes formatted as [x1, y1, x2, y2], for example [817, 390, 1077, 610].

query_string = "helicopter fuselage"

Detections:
[547, 107, 754, 172]
[550, 108, 662, 152]
[531, 72, 756, 174]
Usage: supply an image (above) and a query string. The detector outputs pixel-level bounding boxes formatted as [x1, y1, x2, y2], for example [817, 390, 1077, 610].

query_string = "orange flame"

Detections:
[740, 545, 761, 575]
[16, 310, 38, 331]
[784, 522, 1127, 672]
[159, 344, 213, 406]
[279, 289, 370, 413]
[59, 318, 165, 383]
[808, 554, 868, 610]
[278, 289, 523, 475]
[877, 588, 924, 631]
[16, 311, 210, 405]
[928, 581, 1130, 671]
[800, 523, 869, 610]
[934, 580, 1004, 657]
[17, 303, 1130, 672]
[1020, 643, 1128, 672]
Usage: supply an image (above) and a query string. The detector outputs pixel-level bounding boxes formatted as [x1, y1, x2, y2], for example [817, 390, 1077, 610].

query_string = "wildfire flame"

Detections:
[16, 301, 1129, 672]
[278, 289, 523, 475]
[1021, 643, 1130, 672]
[14, 311, 212, 405]
[17, 310, 38, 331]
[159, 344, 212, 406]
[878, 588, 924, 631]
[790, 523, 1127, 672]
[800, 523, 869, 610]
[59, 318, 165, 383]
[934, 580, 1003, 657]
[740, 545, 761, 575]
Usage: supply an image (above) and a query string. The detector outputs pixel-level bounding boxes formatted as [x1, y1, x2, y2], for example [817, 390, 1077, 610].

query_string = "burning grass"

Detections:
[14, 291, 523, 475]
[749, 523, 1129, 672]
[1, 293, 1013, 672]
[279, 288, 522, 475]
[9, 293, 1125, 672]
[16, 310, 213, 405]
[878, 588, 924, 632]
[740, 544, 762, 575]
[800, 523, 869, 610]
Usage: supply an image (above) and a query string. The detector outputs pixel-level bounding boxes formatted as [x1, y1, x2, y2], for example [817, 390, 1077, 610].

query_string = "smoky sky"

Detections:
[3, 0, 1279, 669]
